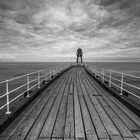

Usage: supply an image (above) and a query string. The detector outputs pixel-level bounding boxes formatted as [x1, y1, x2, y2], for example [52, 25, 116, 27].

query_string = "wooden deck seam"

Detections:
[80, 68, 110, 139]
[83, 70, 140, 130]
[81, 69, 125, 139]
[86, 72, 140, 131]
[51, 68, 75, 138]
[84, 70, 140, 127]
[77, 68, 99, 140]
[13, 70, 72, 140]
[76, 71, 87, 139]
[73, 69, 85, 139]
[51, 70, 73, 137]
[83, 69, 139, 139]
[81, 71, 111, 139]
[25, 69, 74, 140]
[64, 68, 75, 139]
[39, 68, 74, 138]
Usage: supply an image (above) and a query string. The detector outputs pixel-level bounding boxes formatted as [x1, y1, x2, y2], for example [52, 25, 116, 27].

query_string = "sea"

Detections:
[0, 62, 70, 82]
[0, 62, 140, 82]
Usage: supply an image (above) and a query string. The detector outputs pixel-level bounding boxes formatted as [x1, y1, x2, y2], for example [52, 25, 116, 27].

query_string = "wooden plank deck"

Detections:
[0, 67, 140, 140]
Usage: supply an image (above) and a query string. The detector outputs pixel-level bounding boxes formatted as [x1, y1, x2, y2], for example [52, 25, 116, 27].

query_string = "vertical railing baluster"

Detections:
[95, 67, 97, 77]
[55, 66, 57, 75]
[38, 72, 40, 89]
[6, 80, 11, 114]
[53, 66, 55, 76]
[55, 66, 56, 75]
[50, 67, 52, 80]
[109, 71, 112, 87]
[45, 71, 47, 82]
[120, 74, 124, 95]
[99, 67, 101, 78]
[102, 69, 104, 83]
[27, 74, 30, 97]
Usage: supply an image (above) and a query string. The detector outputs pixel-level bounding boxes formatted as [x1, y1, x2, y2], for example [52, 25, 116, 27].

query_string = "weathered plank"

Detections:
[64, 72, 74, 139]
[90, 96, 120, 137]
[82, 74, 99, 96]
[25, 88, 60, 140]
[0, 84, 52, 137]
[123, 138, 138, 140]
[84, 71, 140, 131]
[10, 86, 56, 140]
[25, 71, 73, 140]
[108, 96, 140, 128]
[0, 136, 9, 140]
[40, 70, 72, 138]
[110, 135, 123, 140]
[64, 95, 74, 138]
[52, 70, 73, 138]
[64, 138, 75, 140]
[51, 95, 68, 137]
[77, 73, 98, 140]
[37, 138, 50, 140]
[134, 133, 140, 140]
[80, 73, 109, 139]
[97, 96, 134, 137]
[79, 96, 98, 140]
[64, 69, 75, 139]
[74, 74, 85, 139]
[102, 95, 140, 131]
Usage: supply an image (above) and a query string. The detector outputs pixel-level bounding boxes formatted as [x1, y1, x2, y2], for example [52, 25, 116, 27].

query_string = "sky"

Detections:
[0, 0, 140, 62]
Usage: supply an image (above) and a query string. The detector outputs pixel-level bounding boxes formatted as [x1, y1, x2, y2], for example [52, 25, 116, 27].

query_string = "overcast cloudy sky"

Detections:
[0, 0, 140, 62]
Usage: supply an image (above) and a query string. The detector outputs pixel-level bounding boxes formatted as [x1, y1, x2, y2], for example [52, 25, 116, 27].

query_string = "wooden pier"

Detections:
[0, 66, 140, 140]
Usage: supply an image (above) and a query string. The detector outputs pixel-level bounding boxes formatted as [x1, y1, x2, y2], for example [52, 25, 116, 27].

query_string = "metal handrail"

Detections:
[0, 64, 71, 114]
[103, 68, 140, 79]
[86, 65, 140, 99]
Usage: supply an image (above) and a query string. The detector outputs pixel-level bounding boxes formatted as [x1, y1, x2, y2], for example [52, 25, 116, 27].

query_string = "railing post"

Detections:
[55, 66, 57, 74]
[98, 67, 100, 78]
[109, 71, 112, 87]
[120, 74, 124, 95]
[102, 69, 104, 83]
[6, 80, 11, 114]
[95, 68, 97, 77]
[38, 72, 40, 89]
[27, 74, 30, 97]
[54, 66, 56, 75]
[50, 67, 52, 80]
[45, 71, 47, 82]
[52, 67, 54, 76]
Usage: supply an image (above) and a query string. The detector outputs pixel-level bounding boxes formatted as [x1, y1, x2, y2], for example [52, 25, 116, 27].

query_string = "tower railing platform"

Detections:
[0, 66, 140, 140]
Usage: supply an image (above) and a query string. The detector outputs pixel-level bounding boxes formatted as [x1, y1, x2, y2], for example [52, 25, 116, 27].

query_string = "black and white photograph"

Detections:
[0, 0, 140, 139]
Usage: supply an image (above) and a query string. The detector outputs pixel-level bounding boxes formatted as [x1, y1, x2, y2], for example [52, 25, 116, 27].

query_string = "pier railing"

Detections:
[0, 65, 71, 114]
[87, 65, 140, 100]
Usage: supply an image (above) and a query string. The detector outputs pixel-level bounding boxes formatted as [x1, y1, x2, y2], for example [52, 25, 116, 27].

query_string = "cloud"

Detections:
[0, 0, 140, 61]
